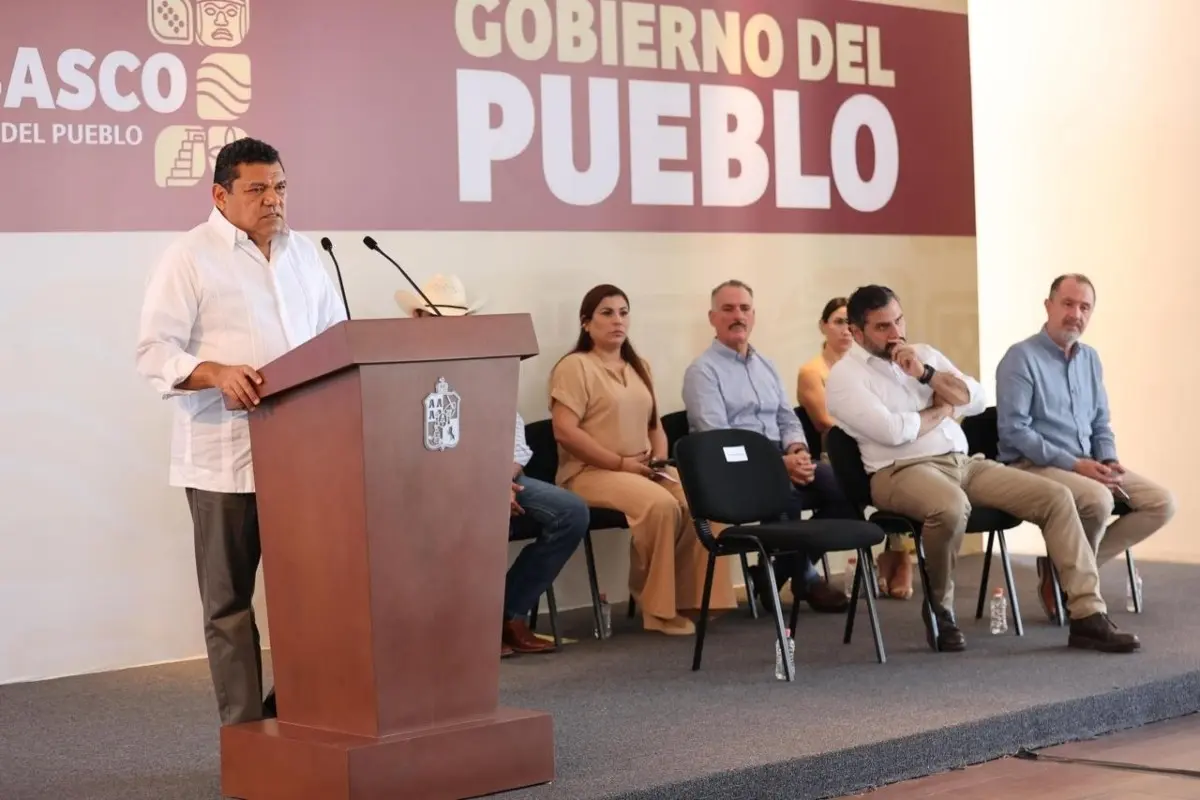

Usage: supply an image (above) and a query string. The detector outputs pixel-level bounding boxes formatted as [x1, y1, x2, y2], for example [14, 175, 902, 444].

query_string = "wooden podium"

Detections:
[221, 315, 555, 800]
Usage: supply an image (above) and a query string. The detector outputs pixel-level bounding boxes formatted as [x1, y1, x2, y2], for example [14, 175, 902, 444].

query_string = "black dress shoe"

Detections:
[262, 689, 277, 719]
[801, 579, 850, 614]
[1068, 613, 1140, 653]
[921, 603, 966, 652]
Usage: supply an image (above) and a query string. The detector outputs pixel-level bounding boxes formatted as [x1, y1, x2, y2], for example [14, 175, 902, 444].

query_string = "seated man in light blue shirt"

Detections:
[996, 273, 1176, 619]
[682, 280, 854, 614]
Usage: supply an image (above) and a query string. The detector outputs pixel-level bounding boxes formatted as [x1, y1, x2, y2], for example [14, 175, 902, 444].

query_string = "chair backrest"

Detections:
[961, 406, 999, 459]
[794, 405, 823, 461]
[824, 426, 873, 511]
[660, 410, 690, 458]
[675, 429, 792, 526]
[522, 418, 559, 484]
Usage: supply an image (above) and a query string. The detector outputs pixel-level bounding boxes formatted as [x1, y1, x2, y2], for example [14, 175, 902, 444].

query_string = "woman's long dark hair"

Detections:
[562, 284, 658, 429]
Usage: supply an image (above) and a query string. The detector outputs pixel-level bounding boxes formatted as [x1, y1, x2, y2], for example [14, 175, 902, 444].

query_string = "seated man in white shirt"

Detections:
[825, 285, 1138, 654]
[136, 137, 349, 726]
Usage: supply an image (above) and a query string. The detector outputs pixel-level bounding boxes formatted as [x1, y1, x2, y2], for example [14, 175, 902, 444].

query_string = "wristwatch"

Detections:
[918, 364, 936, 384]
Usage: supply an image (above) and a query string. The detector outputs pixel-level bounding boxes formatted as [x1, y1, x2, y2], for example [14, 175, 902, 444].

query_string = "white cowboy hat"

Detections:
[394, 274, 486, 317]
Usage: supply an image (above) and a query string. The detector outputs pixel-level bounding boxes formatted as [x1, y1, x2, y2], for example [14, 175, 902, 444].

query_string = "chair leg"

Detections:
[529, 596, 540, 630]
[1048, 562, 1067, 626]
[913, 534, 941, 651]
[545, 585, 562, 648]
[821, 553, 832, 581]
[691, 551, 718, 672]
[788, 588, 801, 634]
[975, 529, 996, 620]
[582, 533, 605, 636]
[993, 530, 1023, 636]
[859, 547, 887, 664]
[863, 551, 881, 600]
[759, 544, 794, 682]
[843, 552, 864, 645]
[739, 552, 759, 619]
[1126, 549, 1142, 613]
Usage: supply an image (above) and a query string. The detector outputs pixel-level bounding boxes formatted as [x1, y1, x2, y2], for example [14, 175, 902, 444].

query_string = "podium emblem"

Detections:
[423, 377, 461, 451]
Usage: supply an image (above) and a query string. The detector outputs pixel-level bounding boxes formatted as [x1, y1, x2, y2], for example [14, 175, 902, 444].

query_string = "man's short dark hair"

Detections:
[846, 285, 899, 328]
[213, 137, 283, 191]
[1049, 273, 1096, 303]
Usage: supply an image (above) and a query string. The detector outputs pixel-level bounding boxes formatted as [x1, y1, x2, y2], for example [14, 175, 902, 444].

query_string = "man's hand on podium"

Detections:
[214, 364, 263, 411]
[180, 361, 264, 410]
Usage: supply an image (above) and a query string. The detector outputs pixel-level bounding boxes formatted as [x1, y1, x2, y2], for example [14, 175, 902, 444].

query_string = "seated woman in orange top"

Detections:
[550, 285, 737, 635]
[797, 296, 913, 599]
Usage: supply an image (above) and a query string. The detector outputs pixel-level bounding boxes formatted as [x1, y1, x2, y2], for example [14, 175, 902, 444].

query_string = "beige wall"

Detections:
[969, 0, 1196, 561]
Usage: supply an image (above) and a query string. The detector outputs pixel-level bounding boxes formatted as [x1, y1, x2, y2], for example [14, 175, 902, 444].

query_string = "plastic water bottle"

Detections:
[1126, 570, 1143, 612]
[989, 587, 1008, 634]
[844, 555, 858, 600]
[594, 593, 612, 639]
[774, 628, 796, 680]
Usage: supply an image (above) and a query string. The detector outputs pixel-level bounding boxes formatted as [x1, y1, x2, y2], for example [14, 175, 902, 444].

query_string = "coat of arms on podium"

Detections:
[423, 377, 461, 451]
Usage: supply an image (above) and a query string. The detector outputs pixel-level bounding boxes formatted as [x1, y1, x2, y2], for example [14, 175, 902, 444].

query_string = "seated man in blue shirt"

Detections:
[682, 279, 854, 614]
[505, 412, 591, 656]
[996, 274, 1176, 619]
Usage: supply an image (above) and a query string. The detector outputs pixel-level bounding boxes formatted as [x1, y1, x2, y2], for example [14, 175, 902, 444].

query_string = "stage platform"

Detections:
[2, 555, 1198, 800]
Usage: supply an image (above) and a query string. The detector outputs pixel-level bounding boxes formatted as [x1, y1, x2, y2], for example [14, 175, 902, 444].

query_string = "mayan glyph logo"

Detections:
[423, 377, 462, 452]
[149, 0, 252, 188]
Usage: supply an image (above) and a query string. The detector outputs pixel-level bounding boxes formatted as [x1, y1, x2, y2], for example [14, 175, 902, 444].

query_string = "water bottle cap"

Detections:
[600, 593, 608, 601]
[993, 587, 1004, 596]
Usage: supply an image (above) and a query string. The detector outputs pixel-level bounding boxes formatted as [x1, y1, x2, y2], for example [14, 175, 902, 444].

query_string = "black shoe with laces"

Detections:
[1068, 612, 1141, 653]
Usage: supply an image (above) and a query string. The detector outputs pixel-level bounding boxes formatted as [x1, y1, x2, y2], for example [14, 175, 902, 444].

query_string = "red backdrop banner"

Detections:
[0, 0, 974, 234]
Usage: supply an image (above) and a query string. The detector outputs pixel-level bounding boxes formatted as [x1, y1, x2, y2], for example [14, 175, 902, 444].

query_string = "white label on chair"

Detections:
[723, 445, 748, 462]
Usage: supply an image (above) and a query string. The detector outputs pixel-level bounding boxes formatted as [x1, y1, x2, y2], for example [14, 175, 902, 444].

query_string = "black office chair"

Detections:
[824, 426, 1025, 648]
[795, 406, 833, 581]
[794, 405, 824, 462]
[962, 407, 1142, 623]
[637, 410, 760, 620]
[675, 429, 888, 678]
[523, 419, 625, 638]
[660, 409, 690, 458]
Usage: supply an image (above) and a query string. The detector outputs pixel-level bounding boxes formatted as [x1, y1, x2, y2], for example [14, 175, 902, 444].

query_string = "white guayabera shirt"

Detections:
[135, 207, 347, 493]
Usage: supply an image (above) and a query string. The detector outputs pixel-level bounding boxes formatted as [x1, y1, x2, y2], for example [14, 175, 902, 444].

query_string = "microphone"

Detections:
[320, 237, 353, 321]
[362, 235, 442, 316]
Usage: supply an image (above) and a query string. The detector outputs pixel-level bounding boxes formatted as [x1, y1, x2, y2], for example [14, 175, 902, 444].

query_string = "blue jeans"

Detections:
[505, 475, 590, 620]
[768, 461, 858, 589]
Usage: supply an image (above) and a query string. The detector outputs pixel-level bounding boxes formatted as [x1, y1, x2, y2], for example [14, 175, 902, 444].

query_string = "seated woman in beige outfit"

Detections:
[797, 296, 914, 600]
[550, 284, 737, 635]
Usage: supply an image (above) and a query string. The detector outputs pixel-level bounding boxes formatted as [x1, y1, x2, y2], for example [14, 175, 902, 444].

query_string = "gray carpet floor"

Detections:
[3, 554, 1199, 800]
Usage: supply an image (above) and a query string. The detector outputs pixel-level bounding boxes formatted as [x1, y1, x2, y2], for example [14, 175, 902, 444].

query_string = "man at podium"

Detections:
[134, 137, 348, 726]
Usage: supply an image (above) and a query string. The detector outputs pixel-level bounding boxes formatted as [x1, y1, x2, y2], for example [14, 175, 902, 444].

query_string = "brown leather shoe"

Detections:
[802, 579, 850, 613]
[501, 642, 514, 658]
[502, 618, 556, 654]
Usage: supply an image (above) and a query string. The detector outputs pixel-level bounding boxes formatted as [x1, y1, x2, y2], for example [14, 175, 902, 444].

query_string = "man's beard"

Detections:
[870, 338, 901, 359]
